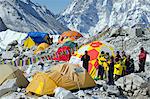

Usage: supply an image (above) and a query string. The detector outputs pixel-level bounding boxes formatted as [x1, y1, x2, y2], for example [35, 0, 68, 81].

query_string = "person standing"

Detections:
[108, 56, 114, 85]
[115, 51, 121, 61]
[138, 47, 148, 72]
[98, 51, 106, 80]
[114, 58, 123, 81]
[81, 51, 90, 72]
[125, 55, 131, 74]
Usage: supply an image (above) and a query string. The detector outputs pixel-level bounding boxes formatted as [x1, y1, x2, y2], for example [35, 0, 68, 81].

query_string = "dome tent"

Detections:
[58, 31, 83, 44]
[53, 46, 71, 61]
[70, 41, 115, 78]
[23, 32, 50, 48]
[26, 63, 96, 95]
[0, 64, 29, 88]
[34, 43, 50, 54]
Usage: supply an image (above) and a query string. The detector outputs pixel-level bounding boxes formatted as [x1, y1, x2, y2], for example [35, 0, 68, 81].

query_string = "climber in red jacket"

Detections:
[138, 47, 149, 72]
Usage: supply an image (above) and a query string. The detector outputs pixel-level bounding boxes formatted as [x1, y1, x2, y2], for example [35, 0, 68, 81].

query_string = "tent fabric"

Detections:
[26, 72, 57, 95]
[62, 41, 77, 50]
[58, 31, 83, 44]
[70, 41, 115, 78]
[23, 37, 35, 48]
[26, 63, 96, 95]
[34, 43, 49, 54]
[47, 63, 96, 90]
[53, 46, 71, 61]
[0, 64, 29, 87]
[61, 31, 83, 37]
[26, 32, 49, 44]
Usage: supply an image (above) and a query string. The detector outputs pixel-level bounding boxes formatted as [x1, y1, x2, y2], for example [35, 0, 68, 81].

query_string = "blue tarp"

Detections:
[26, 32, 49, 44]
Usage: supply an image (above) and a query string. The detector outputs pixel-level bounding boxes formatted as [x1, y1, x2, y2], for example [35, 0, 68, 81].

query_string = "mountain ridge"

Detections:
[0, 0, 68, 34]
[58, 0, 150, 35]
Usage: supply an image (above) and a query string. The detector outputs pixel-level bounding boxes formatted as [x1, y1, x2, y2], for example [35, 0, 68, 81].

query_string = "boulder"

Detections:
[76, 90, 86, 98]
[8, 40, 18, 47]
[96, 80, 106, 86]
[54, 87, 78, 99]
[2, 51, 15, 59]
[106, 85, 120, 96]
[115, 73, 147, 97]
[0, 79, 17, 97]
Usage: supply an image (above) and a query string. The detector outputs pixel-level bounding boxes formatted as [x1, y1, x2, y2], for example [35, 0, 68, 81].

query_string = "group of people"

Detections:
[81, 47, 148, 85]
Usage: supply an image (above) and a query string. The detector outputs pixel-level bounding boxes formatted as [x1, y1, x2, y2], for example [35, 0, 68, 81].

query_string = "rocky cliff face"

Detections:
[0, 17, 7, 32]
[0, 0, 68, 34]
[58, 0, 150, 35]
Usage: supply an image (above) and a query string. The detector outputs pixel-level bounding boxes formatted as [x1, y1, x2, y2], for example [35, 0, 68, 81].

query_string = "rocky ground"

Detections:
[0, 28, 150, 99]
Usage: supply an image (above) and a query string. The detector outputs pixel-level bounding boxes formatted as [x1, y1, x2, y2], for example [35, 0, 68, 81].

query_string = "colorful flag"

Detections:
[20, 59, 23, 66]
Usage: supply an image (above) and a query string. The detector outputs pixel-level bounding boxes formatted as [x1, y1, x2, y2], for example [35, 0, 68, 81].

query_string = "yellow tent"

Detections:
[26, 72, 57, 95]
[70, 41, 115, 78]
[47, 63, 96, 90]
[34, 43, 49, 54]
[0, 64, 29, 87]
[26, 63, 96, 95]
[24, 37, 35, 48]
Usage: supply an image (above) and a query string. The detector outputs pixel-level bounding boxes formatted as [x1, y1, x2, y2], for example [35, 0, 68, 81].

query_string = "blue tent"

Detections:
[26, 32, 49, 44]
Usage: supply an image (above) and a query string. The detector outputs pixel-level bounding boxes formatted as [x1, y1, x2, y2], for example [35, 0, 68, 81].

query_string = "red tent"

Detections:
[53, 46, 71, 61]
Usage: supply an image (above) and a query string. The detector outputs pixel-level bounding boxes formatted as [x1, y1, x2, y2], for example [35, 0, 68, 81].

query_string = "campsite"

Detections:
[0, 0, 150, 99]
[0, 28, 150, 99]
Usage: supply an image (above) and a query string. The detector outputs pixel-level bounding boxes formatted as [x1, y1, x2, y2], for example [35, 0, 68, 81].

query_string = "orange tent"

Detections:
[58, 31, 83, 44]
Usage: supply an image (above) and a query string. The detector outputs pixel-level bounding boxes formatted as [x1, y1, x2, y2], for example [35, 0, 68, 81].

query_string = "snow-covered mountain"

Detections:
[0, 0, 68, 34]
[58, 0, 150, 35]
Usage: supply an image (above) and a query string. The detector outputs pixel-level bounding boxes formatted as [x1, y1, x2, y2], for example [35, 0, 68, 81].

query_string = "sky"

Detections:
[32, 0, 71, 14]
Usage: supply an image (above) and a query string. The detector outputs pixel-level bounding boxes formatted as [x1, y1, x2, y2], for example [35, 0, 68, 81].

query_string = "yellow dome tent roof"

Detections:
[47, 63, 96, 90]
[34, 43, 49, 54]
[70, 41, 115, 78]
[26, 72, 57, 95]
[26, 63, 96, 95]
[23, 37, 35, 48]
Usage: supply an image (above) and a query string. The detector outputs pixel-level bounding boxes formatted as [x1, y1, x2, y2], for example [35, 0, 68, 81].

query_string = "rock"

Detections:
[133, 89, 140, 96]
[115, 73, 146, 94]
[141, 89, 148, 96]
[54, 87, 78, 99]
[128, 92, 133, 97]
[140, 83, 148, 89]
[100, 87, 104, 92]
[106, 85, 120, 96]
[39, 95, 56, 99]
[125, 84, 132, 92]
[132, 84, 137, 91]
[123, 91, 128, 96]
[136, 95, 148, 99]
[8, 40, 18, 46]
[0, 79, 17, 97]
[115, 77, 125, 89]
[1, 51, 15, 59]
[17, 88, 21, 92]
[96, 80, 106, 86]
[133, 75, 145, 87]
[147, 84, 150, 96]
[103, 84, 108, 91]
[77, 90, 86, 97]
